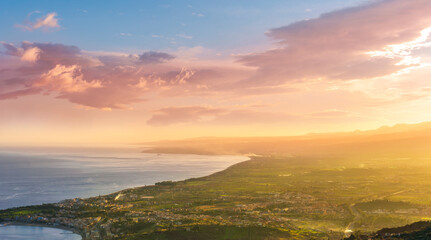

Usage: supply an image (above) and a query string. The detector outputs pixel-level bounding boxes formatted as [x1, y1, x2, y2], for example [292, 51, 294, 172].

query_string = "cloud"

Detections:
[35, 64, 102, 93]
[0, 43, 42, 62]
[176, 34, 193, 39]
[138, 51, 175, 64]
[15, 12, 60, 31]
[1, 42, 100, 66]
[192, 12, 204, 17]
[3, 0, 431, 112]
[238, 0, 431, 87]
[0, 88, 41, 100]
[0, 42, 247, 109]
[21, 47, 42, 62]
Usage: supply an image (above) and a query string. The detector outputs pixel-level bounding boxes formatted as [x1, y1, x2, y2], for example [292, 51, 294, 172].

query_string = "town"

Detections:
[3, 155, 431, 239]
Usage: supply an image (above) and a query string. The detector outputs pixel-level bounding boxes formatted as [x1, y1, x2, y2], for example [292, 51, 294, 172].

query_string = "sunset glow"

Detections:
[1, 0, 431, 146]
[3, 2, 431, 239]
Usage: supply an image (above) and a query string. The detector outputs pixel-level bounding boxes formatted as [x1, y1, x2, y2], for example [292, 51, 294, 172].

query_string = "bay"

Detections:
[0, 146, 247, 239]
[0, 225, 81, 240]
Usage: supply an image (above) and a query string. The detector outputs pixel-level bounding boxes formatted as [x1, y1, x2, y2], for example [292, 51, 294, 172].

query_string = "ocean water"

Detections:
[0, 146, 247, 239]
[0, 225, 81, 240]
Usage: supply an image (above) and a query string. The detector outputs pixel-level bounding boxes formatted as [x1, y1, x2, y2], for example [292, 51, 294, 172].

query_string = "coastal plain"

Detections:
[1, 122, 431, 239]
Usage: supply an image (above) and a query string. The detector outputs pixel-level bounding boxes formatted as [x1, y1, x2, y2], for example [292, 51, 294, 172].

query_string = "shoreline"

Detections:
[0, 153, 251, 240]
[0, 222, 84, 239]
[0, 151, 248, 210]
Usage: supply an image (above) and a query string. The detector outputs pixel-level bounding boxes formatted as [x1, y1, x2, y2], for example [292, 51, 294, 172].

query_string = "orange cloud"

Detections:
[35, 64, 102, 93]
[21, 47, 42, 62]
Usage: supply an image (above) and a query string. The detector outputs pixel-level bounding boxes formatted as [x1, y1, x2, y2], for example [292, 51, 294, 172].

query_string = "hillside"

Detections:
[347, 221, 431, 239]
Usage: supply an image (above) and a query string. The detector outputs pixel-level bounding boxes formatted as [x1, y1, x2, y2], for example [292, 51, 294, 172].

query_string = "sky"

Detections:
[1, 0, 431, 146]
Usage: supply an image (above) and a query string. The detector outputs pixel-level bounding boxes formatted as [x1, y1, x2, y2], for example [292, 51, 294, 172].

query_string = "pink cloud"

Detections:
[15, 12, 60, 31]
[0, 88, 41, 100]
[35, 64, 102, 93]
[238, 0, 431, 87]
[2, 0, 431, 111]
[0, 42, 246, 109]
[21, 47, 42, 62]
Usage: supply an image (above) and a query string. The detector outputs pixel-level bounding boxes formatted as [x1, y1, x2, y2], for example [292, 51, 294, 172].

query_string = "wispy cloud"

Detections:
[192, 12, 204, 17]
[0, 88, 42, 100]
[119, 33, 133, 37]
[15, 12, 61, 31]
[176, 34, 193, 39]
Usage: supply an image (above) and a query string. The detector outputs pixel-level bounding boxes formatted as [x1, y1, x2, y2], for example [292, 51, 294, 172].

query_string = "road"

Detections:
[343, 190, 408, 238]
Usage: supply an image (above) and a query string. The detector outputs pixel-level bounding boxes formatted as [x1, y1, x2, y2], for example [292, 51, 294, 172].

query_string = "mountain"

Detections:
[347, 221, 431, 239]
[144, 121, 431, 158]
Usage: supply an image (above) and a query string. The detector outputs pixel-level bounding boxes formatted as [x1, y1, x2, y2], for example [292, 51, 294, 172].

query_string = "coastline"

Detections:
[0, 222, 84, 239]
[0, 151, 248, 211]
[0, 153, 250, 240]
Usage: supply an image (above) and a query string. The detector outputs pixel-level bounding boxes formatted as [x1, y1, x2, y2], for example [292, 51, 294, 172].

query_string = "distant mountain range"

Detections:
[144, 121, 431, 158]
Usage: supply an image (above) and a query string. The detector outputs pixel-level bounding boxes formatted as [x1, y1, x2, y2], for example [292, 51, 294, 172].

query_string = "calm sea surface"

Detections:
[0, 146, 247, 240]
[0, 225, 81, 240]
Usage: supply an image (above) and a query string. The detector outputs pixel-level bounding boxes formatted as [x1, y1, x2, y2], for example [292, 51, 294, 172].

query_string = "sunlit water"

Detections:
[0, 146, 247, 239]
[0, 225, 81, 240]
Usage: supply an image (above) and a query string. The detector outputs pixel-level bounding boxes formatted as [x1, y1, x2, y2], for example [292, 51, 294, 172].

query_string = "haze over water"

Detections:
[0, 147, 246, 239]
[0, 147, 247, 210]
[0, 225, 82, 240]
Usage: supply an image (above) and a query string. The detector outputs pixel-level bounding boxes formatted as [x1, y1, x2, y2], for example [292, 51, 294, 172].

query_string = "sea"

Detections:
[0, 146, 247, 240]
